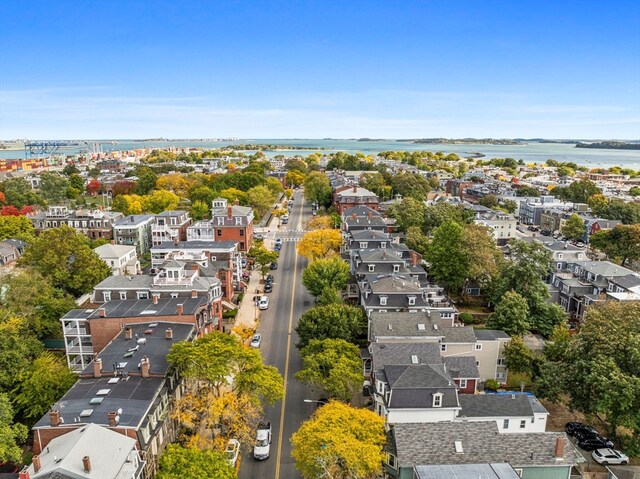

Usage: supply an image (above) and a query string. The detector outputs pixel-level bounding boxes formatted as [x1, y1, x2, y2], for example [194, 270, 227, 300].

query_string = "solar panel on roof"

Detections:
[108, 378, 120, 384]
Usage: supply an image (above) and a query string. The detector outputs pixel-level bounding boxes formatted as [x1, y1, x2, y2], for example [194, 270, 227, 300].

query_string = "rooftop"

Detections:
[113, 214, 155, 227]
[87, 297, 206, 319]
[151, 240, 238, 251]
[458, 394, 547, 418]
[414, 464, 522, 479]
[94, 243, 136, 259]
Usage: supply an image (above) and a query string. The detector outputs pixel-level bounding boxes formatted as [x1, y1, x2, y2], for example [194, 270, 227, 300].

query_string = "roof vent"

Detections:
[454, 441, 463, 453]
[433, 324, 439, 331]
[411, 355, 419, 364]
[387, 324, 393, 331]
[417, 324, 426, 331]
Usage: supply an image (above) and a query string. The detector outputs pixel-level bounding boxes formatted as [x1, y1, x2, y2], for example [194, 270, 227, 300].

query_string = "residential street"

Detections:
[239, 190, 315, 479]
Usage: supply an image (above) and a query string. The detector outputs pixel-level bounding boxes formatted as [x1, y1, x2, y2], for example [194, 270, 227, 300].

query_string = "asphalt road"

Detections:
[239, 190, 316, 479]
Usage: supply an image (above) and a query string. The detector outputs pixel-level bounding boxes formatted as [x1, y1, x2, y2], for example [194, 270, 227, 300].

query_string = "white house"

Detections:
[94, 243, 139, 276]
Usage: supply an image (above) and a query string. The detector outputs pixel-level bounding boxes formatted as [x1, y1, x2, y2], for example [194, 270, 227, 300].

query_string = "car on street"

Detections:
[275, 238, 283, 246]
[592, 448, 629, 465]
[274, 243, 281, 251]
[270, 262, 278, 270]
[250, 333, 262, 348]
[265, 274, 274, 283]
[263, 282, 273, 293]
[578, 436, 614, 451]
[253, 421, 272, 460]
[225, 438, 240, 467]
[282, 218, 288, 224]
[312, 210, 317, 216]
[258, 296, 269, 310]
[241, 257, 247, 267]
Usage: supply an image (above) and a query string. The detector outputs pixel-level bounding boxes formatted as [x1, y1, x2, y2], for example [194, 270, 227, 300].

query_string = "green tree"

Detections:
[424, 203, 474, 233]
[404, 226, 430, 257]
[486, 290, 530, 336]
[189, 200, 210, 221]
[247, 244, 279, 279]
[0, 393, 28, 463]
[134, 166, 158, 195]
[295, 339, 362, 402]
[0, 270, 76, 338]
[426, 220, 468, 292]
[0, 215, 35, 242]
[39, 172, 69, 203]
[285, 170, 306, 187]
[0, 316, 44, 392]
[19, 225, 111, 296]
[12, 352, 77, 420]
[553, 179, 602, 203]
[535, 303, 568, 337]
[68, 173, 85, 191]
[516, 185, 540, 197]
[189, 185, 217, 205]
[316, 287, 344, 306]
[62, 164, 81, 176]
[291, 401, 386, 479]
[302, 256, 350, 297]
[246, 185, 276, 220]
[143, 190, 180, 213]
[590, 224, 640, 266]
[478, 194, 499, 209]
[630, 186, 640, 196]
[167, 331, 283, 403]
[0, 178, 45, 208]
[266, 177, 285, 196]
[389, 197, 426, 232]
[295, 304, 366, 350]
[219, 188, 248, 206]
[503, 336, 535, 374]
[156, 444, 235, 479]
[390, 172, 431, 200]
[360, 172, 388, 198]
[304, 172, 332, 207]
[561, 214, 585, 240]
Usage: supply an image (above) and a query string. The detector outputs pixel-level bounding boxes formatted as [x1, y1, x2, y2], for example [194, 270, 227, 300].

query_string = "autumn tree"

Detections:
[304, 172, 332, 207]
[266, 177, 285, 196]
[295, 339, 362, 402]
[561, 214, 585, 240]
[0, 316, 44, 392]
[247, 185, 276, 220]
[590, 224, 640, 266]
[112, 194, 145, 215]
[291, 401, 386, 479]
[219, 187, 248, 206]
[297, 229, 342, 260]
[156, 173, 191, 197]
[189, 200, 210, 221]
[143, 190, 180, 213]
[0, 393, 28, 463]
[247, 244, 279, 278]
[19, 225, 111, 296]
[86, 179, 101, 195]
[12, 352, 77, 420]
[486, 290, 530, 336]
[306, 215, 334, 231]
[295, 304, 366, 349]
[302, 256, 350, 297]
[285, 170, 305, 187]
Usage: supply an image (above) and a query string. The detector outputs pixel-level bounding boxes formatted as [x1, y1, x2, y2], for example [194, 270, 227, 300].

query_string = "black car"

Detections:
[264, 282, 273, 293]
[578, 436, 614, 451]
[270, 262, 278, 270]
[565, 422, 597, 437]
[265, 274, 274, 283]
[574, 429, 602, 441]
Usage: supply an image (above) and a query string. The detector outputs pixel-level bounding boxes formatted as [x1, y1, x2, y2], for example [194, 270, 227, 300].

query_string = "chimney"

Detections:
[234, 199, 239, 206]
[130, 216, 134, 222]
[18, 468, 30, 479]
[50, 410, 61, 427]
[177, 303, 183, 316]
[368, 211, 373, 219]
[124, 327, 133, 340]
[173, 236, 179, 245]
[93, 356, 103, 378]
[152, 295, 158, 304]
[192, 263, 199, 271]
[353, 185, 357, 192]
[82, 456, 91, 473]
[165, 328, 173, 340]
[107, 411, 119, 427]
[98, 308, 106, 318]
[228, 205, 233, 219]
[191, 290, 198, 298]
[140, 356, 150, 378]
[554, 436, 565, 459]
[33, 455, 41, 473]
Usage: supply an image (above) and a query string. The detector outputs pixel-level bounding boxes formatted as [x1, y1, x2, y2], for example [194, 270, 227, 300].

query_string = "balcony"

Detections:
[64, 327, 89, 336]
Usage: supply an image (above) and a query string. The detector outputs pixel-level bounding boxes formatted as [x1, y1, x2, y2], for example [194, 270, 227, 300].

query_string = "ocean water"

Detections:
[2, 139, 639, 169]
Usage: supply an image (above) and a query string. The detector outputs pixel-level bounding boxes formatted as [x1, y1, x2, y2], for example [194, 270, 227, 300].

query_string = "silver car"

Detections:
[250, 333, 262, 348]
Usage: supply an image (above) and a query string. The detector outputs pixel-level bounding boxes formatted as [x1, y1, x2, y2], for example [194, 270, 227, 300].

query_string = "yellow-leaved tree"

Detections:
[291, 401, 386, 479]
[297, 228, 342, 260]
[305, 215, 333, 231]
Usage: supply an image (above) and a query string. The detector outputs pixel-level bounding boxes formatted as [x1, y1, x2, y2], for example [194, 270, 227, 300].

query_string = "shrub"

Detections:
[484, 379, 500, 391]
[222, 309, 238, 319]
[459, 312, 483, 324]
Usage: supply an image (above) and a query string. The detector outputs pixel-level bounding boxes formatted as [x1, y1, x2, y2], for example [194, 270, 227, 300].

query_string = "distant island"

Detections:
[224, 144, 325, 151]
[575, 141, 640, 150]
[405, 138, 523, 145]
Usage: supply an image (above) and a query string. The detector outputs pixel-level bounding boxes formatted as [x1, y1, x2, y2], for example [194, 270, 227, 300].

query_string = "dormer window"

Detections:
[433, 392, 443, 408]
[408, 296, 416, 306]
[235, 217, 242, 225]
[217, 217, 224, 225]
[360, 242, 368, 248]
[393, 265, 400, 272]
[368, 265, 375, 272]
[379, 296, 387, 306]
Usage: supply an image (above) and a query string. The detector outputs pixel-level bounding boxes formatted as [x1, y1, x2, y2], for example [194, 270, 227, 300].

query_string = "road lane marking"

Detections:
[275, 194, 304, 479]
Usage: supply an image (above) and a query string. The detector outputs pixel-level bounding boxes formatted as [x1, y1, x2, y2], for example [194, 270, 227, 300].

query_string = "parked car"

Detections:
[264, 282, 273, 293]
[225, 438, 240, 467]
[255, 233, 265, 241]
[274, 243, 281, 251]
[250, 333, 262, 348]
[258, 296, 269, 310]
[265, 274, 274, 283]
[270, 262, 278, 270]
[282, 218, 288, 224]
[578, 436, 614, 451]
[241, 257, 247, 267]
[253, 421, 272, 460]
[275, 238, 283, 246]
[592, 448, 629, 465]
[242, 272, 250, 280]
[576, 241, 585, 247]
[574, 429, 602, 441]
[565, 422, 596, 437]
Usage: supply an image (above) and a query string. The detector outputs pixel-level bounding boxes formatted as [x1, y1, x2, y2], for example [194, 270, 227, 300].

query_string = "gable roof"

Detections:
[458, 394, 543, 418]
[371, 342, 442, 368]
[94, 243, 136, 259]
[414, 464, 522, 479]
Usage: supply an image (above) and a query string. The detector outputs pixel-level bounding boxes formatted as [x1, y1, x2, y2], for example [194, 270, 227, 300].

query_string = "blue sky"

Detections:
[1, 0, 639, 139]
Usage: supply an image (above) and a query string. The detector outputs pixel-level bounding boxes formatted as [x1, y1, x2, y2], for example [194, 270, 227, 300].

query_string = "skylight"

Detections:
[108, 378, 120, 384]
[80, 409, 93, 417]
[417, 324, 426, 331]
[96, 389, 111, 395]
[89, 397, 104, 405]
[411, 355, 419, 364]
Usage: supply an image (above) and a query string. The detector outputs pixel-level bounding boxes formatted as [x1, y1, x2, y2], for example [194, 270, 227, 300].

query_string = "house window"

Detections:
[386, 453, 397, 469]
[459, 379, 467, 388]
[476, 361, 480, 367]
[217, 218, 224, 225]
[235, 217, 242, 225]
[497, 358, 506, 366]
[441, 344, 447, 352]
[520, 420, 526, 429]
[360, 242, 368, 248]
[239, 229, 244, 236]
[368, 265, 375, 272]
[119, 292, 127, 300]
[379, 296, 387, 306]
[558, 253, 563, 259]
[433, 393, 443, 408]
[497, 372, 506, 380]
[217, 229, 223, 237]
[393, 265, 400, 272]
[503, 419, 510, 429]
[556, 262, 562, 270]
[137, 292, 149, 300]
[408, 296, 416, 306]
[103, 291, 111, 301]
[475, 344, 482, 351]
[514, 469, 523, 477]
[381, 242, 387, 248]
[171, 293, 179, 299]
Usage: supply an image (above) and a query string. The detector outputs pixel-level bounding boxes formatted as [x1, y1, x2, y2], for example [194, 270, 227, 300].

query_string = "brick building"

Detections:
[187, 198, 254, 252]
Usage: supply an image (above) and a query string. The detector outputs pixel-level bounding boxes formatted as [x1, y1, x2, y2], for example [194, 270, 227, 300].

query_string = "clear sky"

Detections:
[1, 0, 639, 140]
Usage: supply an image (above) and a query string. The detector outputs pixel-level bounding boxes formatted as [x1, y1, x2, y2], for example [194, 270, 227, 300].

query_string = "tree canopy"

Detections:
[561, 213, 585, 240]
[487, 290, 530, 336]
[0, 215, 35, 242]
[297, 229, 342, 261]
[291, 401, 386, 479]
[295, 304, 366, 350]
[304, 172, 332, 207]
[302, 256, 350, 297]
[0, 392, 28, 463]
[590, 224, 640, 266]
